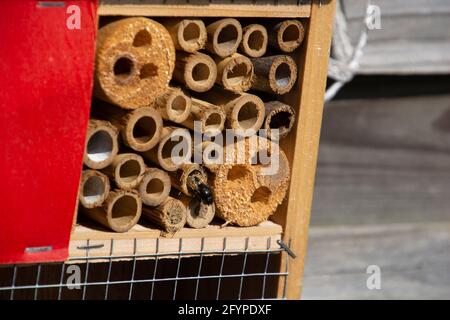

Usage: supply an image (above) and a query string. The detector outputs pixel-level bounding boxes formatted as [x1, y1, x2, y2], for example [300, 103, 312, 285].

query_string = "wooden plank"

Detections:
[338, 0, 450, 74]
[312, 95, 450, 226]
[343, 0, 450, 19]
[302, 223, 450, 299]
[321, 95, 450, 153]
[72, 220, 282, 240]
[69, 221, 282, 261]
[271, 0, 336, 299]
[357, 41, 450, 74]
[347, 12, 450, 40]
[314, 144, 450, 226]
[98, 3, 311, 18]
[346, 15, 450, 42]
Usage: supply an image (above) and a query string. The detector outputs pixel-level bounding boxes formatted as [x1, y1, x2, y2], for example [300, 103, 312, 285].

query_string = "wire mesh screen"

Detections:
[0, 237, 289, 300]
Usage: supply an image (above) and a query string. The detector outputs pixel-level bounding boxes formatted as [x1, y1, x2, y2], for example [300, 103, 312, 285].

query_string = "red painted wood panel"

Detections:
[0, 0, 98, 264]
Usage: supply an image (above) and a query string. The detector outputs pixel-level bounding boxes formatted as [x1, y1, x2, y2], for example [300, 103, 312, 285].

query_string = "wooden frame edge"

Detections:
[277, 0, 336, 299]
[98, 3, 311, 18]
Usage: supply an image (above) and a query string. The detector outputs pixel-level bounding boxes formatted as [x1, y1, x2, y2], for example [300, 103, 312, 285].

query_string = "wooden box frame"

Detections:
[70, 0, 335, 299]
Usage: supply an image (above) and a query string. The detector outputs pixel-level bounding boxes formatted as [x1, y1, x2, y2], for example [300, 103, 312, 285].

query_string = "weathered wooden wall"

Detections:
[303, 77, 450, 299]
[313, 94, 450, 225]
[342, 0, 450, 74]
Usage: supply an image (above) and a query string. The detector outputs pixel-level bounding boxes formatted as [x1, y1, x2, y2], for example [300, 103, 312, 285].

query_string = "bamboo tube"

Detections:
[205, 18, 243, 58]
[80, 189, 142, 233]
[141, 196, 187, 233]
[251, 55, 297, 95]
[180, 97, 225, 134]
[165, 19, 207, 52]
[83, 119, 119, 169]
[197, 89, 265, 137]
[210, 137, 290, 226]
[101, 153, 145, 190]
[214, 53, 254, 93]
[141, 126, 192, 172]
[268, 20, 305, 53]
[79, 170, 110, 209]
[92, 104, 162, 152]
[263, 101, 296, 140]
[154, 87, 191, 124]
[179, 195, 215, 229]
[94, 17, 175, 109]
[173, 52, 217, 92]
[168, 163, 208, 196]
[193, 140, 224, 166]
[138, 168, 171, 206]
[239, 24, 268, 58]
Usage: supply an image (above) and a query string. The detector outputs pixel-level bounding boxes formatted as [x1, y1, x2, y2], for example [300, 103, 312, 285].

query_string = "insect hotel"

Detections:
[0, 0, 335, 300]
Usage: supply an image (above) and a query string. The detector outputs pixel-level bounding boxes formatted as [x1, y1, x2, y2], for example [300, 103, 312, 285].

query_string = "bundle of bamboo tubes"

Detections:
[78, 16, 305, 232]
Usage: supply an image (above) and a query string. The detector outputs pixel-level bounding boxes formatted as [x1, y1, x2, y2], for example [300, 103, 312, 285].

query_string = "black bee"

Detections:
[187, 175, 214, 205]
